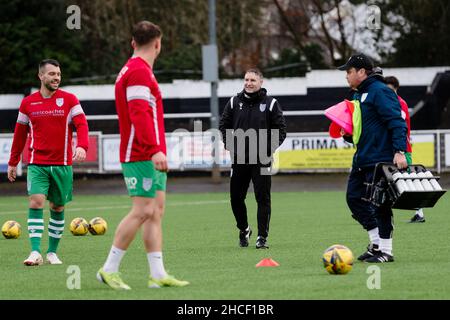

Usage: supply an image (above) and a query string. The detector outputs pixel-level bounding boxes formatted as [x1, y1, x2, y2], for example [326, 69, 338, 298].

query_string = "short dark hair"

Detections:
[384, 76, 400, 89]
[39, 59, 60, 72]
[245, 68, 263, 79]
[132, 21, 162, 46]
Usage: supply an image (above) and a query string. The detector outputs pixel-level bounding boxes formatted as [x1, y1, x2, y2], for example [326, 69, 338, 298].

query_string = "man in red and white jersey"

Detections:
[7, 59, 89, 266]
[97, 21, 188, 290]
[385, 75, 425, 223]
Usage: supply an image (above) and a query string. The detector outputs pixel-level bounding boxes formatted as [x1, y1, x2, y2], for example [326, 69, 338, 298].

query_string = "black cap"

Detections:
[338, 53, 374, 71]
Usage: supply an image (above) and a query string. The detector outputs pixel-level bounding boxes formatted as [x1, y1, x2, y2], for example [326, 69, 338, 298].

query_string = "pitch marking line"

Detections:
[0, 200, 229, 215]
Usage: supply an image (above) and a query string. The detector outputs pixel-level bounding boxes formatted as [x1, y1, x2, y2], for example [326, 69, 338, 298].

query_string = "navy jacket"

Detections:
[351, 74, 407, 168]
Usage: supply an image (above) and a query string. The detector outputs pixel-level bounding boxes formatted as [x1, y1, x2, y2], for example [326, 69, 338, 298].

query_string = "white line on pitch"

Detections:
[0, 200, 229, 215]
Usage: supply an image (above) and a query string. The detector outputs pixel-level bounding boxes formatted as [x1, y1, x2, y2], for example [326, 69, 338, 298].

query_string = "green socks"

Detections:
[47, 209, 64, 253]
[28, 208, 44, 253]
[27, 208, 65, 254]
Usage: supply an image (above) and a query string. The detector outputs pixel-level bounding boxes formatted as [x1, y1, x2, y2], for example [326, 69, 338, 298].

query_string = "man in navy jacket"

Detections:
[338, 53, 408, 263]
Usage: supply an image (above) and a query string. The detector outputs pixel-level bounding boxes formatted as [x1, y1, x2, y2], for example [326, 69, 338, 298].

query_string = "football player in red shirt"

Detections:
[96, 21, 188, 290]
[385, 76, 425, 223]
[7, 59, 89, 265]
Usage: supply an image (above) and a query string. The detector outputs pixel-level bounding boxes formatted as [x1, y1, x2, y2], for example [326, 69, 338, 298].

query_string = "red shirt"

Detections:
[8, 89, 89, 166]
[398, 95, 412, 153]
[114, 56, 166, 163]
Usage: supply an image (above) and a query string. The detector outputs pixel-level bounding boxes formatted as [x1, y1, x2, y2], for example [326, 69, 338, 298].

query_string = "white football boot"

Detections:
[46, 252, 63, 265]
[23, 251, 44, 266]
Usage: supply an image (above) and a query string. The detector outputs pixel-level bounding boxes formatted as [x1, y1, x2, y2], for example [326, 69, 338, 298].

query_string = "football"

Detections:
[69, 217, 89, 236]
[88, 217, 107, 235]
[322, 244, 354, 275]
[1, 220, 21, 239]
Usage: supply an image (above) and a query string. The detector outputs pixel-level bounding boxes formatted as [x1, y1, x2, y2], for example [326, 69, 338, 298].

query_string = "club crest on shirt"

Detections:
[143, 178, 152, 192]
[56, 98, 64, 107]
[361, 93, 368, 103]
[259, 104, 266, 112]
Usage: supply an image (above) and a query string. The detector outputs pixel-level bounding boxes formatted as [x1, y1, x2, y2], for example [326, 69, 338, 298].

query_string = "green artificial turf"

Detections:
[0, 191, 449, 300]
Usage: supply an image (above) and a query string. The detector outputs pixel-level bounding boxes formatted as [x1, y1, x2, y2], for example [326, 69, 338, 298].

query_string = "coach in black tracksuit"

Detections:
[219, 68, 286, 249]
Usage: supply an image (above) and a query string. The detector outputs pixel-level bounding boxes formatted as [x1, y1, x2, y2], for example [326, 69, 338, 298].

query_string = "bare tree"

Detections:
[269, 0, 356, 67]
[272, 0, 307, 55]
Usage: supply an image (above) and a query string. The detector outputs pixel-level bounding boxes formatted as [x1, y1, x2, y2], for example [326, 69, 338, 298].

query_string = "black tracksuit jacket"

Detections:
[219, 88, 287, 165]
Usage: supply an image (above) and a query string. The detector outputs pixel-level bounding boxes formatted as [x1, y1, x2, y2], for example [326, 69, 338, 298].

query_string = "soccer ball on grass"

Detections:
[88, 217, 107, 235]
[322, 244, 354, 275]
[70, 217, 89, 236]
[1, 220, 21, 239]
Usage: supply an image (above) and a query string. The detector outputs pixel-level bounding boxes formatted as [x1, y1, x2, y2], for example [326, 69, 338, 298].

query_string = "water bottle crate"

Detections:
[368, 163, 446, 210]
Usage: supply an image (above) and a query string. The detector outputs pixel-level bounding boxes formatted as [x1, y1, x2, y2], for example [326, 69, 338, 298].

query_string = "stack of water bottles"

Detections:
[392, 170, 443, 194]
[370, 163, 446, 210]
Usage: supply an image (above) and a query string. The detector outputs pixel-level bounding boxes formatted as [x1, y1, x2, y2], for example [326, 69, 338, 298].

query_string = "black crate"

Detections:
[368, 163, 446, 210]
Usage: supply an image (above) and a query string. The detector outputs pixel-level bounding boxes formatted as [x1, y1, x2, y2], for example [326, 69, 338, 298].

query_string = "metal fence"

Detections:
[1, 130, 450, 175]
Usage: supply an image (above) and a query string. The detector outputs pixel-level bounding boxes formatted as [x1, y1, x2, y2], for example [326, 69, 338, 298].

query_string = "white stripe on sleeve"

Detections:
[64, 115, 70, 165]
[150, 103, 160, 145]
[125, 125, 135, 162]
[269, 99, 277, 112]
[401, 110, 406, 120]
[127, 85, 151, 102]
[29, 122, 35, 164]
[149, 92, 157, 108]
[70, 104, 85, 118]
[17, 112, 29, 125]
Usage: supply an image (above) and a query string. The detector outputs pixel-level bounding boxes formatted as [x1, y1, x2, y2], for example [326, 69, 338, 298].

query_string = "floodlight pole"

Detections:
[208, 0, 221, 183]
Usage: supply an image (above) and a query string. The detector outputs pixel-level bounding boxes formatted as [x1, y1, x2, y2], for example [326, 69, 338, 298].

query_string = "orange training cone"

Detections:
[256, 258, 280, 267]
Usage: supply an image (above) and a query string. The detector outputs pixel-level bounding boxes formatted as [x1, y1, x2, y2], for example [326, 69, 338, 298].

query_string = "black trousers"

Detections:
[346, 167, 394, 239]
[230, 164, 271, 238]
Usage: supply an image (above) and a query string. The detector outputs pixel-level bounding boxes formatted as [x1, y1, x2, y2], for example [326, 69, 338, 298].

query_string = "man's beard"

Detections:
[44, 81, 59, 92]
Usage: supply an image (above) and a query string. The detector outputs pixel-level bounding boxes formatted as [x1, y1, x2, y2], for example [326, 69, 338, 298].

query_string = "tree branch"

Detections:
[272, 0, 306, 54]
[334, 0, 349, 60]
[311, 0, 336, 65]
